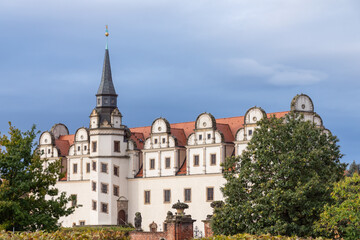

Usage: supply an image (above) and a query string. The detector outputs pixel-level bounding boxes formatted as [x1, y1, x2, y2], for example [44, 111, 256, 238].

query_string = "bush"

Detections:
[201, 233, 330, 240]
[0, 227, 131, 240]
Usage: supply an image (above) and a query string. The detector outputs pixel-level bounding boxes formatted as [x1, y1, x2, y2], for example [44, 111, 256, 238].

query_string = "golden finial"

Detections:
[105, 25, 109, 37]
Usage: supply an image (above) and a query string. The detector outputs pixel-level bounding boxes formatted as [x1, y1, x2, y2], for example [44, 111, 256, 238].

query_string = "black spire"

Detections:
[95, 47, 118, 125]
[97, 49, 117, 96]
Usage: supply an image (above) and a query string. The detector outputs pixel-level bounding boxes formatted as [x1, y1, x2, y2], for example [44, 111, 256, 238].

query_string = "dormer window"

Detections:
[162, 138, 166, 144]
[207, 134, 211, 139]
[154, 139, 158, 144]
[199, 134, 203, 140]
[248, 130, 253, 136]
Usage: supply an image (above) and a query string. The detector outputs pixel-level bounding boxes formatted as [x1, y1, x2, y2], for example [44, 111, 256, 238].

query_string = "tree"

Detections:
[0, 123, 75, 231]
[315, 173, 360, 240]
[211, 112, 346, 237]
[347, 160, 359, 177]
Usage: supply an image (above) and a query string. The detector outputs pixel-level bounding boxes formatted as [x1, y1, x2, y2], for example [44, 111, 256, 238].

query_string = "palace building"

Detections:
[38, 41, 326, 233]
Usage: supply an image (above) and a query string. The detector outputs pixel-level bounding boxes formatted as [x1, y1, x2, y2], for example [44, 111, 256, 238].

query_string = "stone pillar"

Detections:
[165, 213, 196, 240]
[202, 215, 213, 238]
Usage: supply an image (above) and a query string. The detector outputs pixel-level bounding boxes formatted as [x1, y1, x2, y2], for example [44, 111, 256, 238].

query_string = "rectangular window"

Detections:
[92, 181, 96, 192]
[84, 145, 87, 151]
[248, 130, 253, 136]
[114, 165, 119, 176]
[92, 161, 97, 171]
[101, 183, 108, 194]
[164, 189, 171, 203]
[162, 138, 166, 143]
[73, 163, 78, 174]
[194, 155, 199, 166]
[210, 154, 216, 165]
[207, 133, 211, 139]
[92, 141, 97, 152]
[165, 157, 171, 169]
[184, 188, 191, 202]
[48, 149, 51, 154]
[199, 134, 203, 140]
[101, 163, 108, 173]
[79, 221, 85, 226]
[71, 194, 77, 207]
[92, 200, 97, 210]
[154, 138, 158, 144]
[150, 159, 155, 169]
[101, 202, 108, 213]
[113, 185, 119, 197]
[114, 141, 120, 152]
[207, 187, 214, 201]
[144, 190, 151, 204]
[77, 146, 80, 151]
[86, 163, 90, 173]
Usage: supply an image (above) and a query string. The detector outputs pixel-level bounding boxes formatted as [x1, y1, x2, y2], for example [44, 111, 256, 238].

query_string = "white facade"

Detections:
[39, 47, 328, 234]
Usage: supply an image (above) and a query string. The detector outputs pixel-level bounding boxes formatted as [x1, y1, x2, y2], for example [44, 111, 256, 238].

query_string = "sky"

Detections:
[0, 0, 359, 165]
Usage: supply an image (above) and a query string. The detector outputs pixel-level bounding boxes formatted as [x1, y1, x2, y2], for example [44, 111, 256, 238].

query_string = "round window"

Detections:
[80, 135, 83, 139]
[253, 117, 257, 122]
[158, 127, 162, 131]
[203, 122, 207, 127]
[44, 139, 48, 143]
[301, 104, 306, 109]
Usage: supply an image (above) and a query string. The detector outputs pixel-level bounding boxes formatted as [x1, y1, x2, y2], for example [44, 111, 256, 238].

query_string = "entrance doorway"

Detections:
[118, 210, 126, 225]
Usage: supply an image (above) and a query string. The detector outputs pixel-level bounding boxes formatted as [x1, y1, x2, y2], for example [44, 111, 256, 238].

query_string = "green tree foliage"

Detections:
[315, 173, 360, 240]
[211, 112, 346, 237]
[0, 123, 75, 231]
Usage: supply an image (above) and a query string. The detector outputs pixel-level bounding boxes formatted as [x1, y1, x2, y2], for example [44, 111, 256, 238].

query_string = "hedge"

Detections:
[0, 227, 132, 240]
[202, 233, 331, 240]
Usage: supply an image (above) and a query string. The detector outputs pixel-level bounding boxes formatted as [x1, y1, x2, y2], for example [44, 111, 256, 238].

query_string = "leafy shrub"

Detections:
[201, 233, 330, 240]
[0, 227, 131, 240]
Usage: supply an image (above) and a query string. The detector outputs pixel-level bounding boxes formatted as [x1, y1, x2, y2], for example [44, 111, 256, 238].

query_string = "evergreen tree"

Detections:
[347, 160, 359, 176]
[211, 112, 346, 237]
[0, 123, 75, 231]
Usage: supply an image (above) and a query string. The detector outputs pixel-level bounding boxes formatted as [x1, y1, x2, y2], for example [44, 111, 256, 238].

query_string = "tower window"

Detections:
[165, 157, 171, 169]
[184, 188, 191, 202]
[164, 189, 171, 203]
[101, 183, 108, 194]
[92, 181, 96, 192]
[92, 141, 97, 152]
[114, 165, 119, 176]
[101, 202, 108, 213]
[194, 155, 199, 166]
[92, 161, 97, 171]
[84, 145, 87, 151]
[144, 190, 151, 204]
[104, 98, 108, 104]
[113, 185, 119, 197]
[101, 163, 108, 173]
[92, 200, 97, 210]
[114, 141, 120, 152]
[150, 159, 155, 170]
[97, 98, 100, 105]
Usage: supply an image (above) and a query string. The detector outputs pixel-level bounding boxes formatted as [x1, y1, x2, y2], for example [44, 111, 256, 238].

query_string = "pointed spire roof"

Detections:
[97, 48, 117, 96]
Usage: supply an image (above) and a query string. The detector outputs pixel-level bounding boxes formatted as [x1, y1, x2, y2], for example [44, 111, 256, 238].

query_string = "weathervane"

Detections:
[105, 25, 109, 49]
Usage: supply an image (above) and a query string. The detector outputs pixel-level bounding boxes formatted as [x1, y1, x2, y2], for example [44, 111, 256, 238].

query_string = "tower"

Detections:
[88, 27, 130, 225]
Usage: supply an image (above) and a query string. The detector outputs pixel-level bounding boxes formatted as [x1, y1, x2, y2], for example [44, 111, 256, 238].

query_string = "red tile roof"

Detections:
[129, 111, 289, 149]
[52, 112, 289, 156]
[135, 166, 143, 178]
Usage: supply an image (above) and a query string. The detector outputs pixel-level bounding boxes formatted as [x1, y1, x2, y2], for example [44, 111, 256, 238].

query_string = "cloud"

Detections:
[225, 58, 326, 86]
